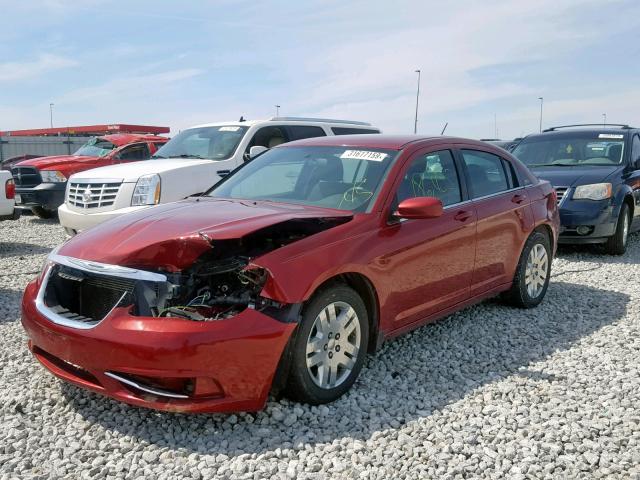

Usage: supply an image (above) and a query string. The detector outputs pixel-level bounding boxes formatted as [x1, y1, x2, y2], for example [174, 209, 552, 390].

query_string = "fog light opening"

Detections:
[576, 225, 592, 236]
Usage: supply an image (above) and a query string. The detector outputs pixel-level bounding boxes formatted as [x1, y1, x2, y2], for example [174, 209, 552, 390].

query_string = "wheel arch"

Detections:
[310, 272, 382, 353]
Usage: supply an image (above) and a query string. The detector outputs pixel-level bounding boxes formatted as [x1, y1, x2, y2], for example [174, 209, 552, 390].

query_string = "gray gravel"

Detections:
[1, 215, 640, 479]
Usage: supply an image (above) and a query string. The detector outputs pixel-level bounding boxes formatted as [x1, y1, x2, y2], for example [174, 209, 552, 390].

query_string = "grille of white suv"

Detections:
[68, 181, 122, 209]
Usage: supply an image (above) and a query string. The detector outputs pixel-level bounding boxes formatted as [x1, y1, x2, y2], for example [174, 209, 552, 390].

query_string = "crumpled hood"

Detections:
[531, 165, 621, 188]
[58, 197, 352, 271]
[15, 155, 97, 170]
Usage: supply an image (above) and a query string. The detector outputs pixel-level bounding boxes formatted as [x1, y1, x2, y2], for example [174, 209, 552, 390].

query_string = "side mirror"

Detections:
[249, 146, 268, 159]
[394, 197, 443, 219]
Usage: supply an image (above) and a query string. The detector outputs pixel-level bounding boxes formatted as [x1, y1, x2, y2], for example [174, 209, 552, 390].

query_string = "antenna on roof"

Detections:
[441, 122, 448, 135]
[239, 116, 246, 122]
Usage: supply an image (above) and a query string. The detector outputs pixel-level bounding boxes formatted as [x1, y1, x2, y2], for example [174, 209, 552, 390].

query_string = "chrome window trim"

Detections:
[468, 186, 523, 202]
[104, 371, 189, 399]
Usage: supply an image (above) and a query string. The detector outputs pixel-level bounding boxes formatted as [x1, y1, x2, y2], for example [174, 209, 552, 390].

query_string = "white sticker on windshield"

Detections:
[340, 150, 388, 162]
[598, 133, 623, 139]
[219, 126, 240, 132]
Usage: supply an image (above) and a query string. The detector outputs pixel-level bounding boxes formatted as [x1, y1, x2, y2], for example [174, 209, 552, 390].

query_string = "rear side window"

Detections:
[461, 150, 509, 198]
[331, 127, 380, 135]
[285, 125, 326, 141]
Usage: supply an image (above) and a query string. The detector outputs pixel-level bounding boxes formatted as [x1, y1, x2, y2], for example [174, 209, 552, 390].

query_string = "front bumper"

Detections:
[58, 203, 150, 234]
[21, 280, 296, 413]
[16, 183, 66, 210]
[557, 199, 617, 244]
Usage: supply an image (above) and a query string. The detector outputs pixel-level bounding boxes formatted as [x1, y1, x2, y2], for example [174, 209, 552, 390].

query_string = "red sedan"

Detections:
[21, 135, 559, 413]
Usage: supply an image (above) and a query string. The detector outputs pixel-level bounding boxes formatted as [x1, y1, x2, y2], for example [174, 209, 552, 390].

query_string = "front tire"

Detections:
[284, 284, 369, 405]
[605, 203, 630, 255]
[504, 231, 552, 308]
[31, 206, 56, 219]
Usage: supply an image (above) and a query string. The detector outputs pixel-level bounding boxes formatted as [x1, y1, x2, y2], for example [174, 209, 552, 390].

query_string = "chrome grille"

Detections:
[554, 186, 569, 205]
[68, 181, 122, 209]
[12, 166, 41, 187]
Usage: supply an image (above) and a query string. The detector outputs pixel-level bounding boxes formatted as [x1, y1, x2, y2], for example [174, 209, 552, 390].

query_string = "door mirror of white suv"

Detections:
[249, 146, 268, 159]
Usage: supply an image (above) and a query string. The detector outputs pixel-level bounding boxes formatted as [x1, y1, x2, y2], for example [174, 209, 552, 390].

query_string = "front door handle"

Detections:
[511, 194, 526, 204]
[454, 210, 473, 222]
[217, 169, 231, 177]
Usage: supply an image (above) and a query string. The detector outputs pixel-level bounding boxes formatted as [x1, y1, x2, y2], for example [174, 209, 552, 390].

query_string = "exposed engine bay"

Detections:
[151, 217, 351, 321]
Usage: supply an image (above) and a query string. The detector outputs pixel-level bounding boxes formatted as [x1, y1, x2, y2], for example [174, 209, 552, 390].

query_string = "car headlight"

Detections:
[131, 174, 161, 206]
[40, 170, 67, 183]
[572, 183, 612, 201]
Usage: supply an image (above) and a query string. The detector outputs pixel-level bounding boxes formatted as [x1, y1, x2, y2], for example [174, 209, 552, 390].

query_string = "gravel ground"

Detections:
[1, 215, 639, 480]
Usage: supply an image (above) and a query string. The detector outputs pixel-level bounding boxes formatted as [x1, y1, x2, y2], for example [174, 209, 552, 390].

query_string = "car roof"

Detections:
[100, 133, 168, 146]
[280, 134, 500, 150]
[189, 118, 377, 129]
[523, 126, 637, 141]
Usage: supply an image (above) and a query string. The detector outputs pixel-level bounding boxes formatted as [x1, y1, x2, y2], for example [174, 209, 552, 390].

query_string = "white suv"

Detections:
[58, 117, 380, 234]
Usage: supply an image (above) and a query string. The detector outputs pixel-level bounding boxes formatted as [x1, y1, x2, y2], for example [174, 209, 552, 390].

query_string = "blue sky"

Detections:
[1, 0, 639, 139]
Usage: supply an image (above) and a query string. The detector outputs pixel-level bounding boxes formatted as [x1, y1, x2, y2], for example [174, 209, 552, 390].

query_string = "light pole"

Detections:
[538, 97, 543, 133]
[49, 103, 54, 128]
[414, 69, 421, 134]
[602, 113, 607, 126]
[275, 105, 280, 117]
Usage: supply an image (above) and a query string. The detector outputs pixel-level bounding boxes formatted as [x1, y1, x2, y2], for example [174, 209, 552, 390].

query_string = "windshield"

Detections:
[153, 126, 248, 161]
[208, 146, 398, 212]
[74, 138, 116, 157]
[513, 132, 626, 167]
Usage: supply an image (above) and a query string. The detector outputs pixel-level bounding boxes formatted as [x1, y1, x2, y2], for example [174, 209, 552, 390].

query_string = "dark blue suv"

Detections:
[512, 124, 640, 254]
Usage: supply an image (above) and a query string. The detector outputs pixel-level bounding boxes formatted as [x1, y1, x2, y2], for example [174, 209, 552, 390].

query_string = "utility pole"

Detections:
[602, 113, 607, 127]
[49, 103, 54, 128]
[275, 105, 280, 117]
[538, 97, 543, 133]
[414, 69, 421, 134]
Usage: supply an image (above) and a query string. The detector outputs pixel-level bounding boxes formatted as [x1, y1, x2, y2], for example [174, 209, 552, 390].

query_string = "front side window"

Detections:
[631, 135, 640, 166]
[513, 132, 626, 167]
[461, 150, 509, 198]
[332, 127, 380, 135]
[208, 146, 397, 212]
[395, 150, 462, 207]
[116, 143, 150, 161]
[74, 137, 116, 157]
[286, 125, 326, 141]
[153, 126, 248, 161]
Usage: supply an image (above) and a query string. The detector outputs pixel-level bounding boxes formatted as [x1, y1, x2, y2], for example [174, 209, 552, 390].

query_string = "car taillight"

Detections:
[5, 178, 15, 199]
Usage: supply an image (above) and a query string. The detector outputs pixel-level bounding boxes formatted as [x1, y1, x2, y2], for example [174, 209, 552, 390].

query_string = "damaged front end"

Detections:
[39, 217, 349, 328]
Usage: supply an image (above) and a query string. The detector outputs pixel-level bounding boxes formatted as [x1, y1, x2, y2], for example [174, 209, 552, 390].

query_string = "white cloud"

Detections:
[0, 54, 78, 82]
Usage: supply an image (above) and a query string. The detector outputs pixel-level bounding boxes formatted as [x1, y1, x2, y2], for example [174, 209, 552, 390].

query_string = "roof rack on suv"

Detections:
[269, 116, 371, 126]
[543, 123, 631, 132]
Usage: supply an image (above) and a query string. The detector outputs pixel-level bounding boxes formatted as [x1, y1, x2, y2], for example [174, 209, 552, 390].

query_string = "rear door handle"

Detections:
[217, 169, 231, 177]
[511, 194, 526, 204]
[454, 210, 473, 222]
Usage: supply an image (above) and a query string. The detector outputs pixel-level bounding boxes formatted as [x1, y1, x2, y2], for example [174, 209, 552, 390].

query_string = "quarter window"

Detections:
[461, 150, 509, 198]
[395, 150, 462, 207]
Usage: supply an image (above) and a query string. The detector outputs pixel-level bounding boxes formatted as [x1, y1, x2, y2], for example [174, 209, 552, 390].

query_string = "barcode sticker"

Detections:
[598, 133, 623, 139]
[340, 150, 388, 161]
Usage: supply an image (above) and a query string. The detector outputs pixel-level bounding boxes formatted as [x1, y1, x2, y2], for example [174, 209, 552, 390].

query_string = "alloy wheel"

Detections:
[525, 243, 548, 298]
[306, 301, 361, 389]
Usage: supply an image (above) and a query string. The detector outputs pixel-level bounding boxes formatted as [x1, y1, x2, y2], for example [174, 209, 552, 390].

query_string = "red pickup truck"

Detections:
[12, 133, 168, 218]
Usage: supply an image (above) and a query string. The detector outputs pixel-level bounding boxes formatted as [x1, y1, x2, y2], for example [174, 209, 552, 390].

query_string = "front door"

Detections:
[379, 148, 477, 330]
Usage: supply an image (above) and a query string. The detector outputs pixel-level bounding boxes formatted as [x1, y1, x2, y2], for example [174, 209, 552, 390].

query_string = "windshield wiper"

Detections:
[151, 155, 166, 159]
[528, 163, 577, 167]
[175, 154, 205, 159]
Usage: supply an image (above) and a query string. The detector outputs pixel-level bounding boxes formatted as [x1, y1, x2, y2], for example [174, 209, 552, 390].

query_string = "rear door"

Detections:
[380, 148, 477, 329]
[627, 133, 640, 229]
[458, 148, 532, 296]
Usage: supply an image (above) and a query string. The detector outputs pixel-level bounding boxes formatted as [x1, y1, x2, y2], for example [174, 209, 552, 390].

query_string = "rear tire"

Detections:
[504, 231, 551, 308]
[284, 284, 368, 405]
[604, 203, 630, 255]
[31, 206, 56, 219]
